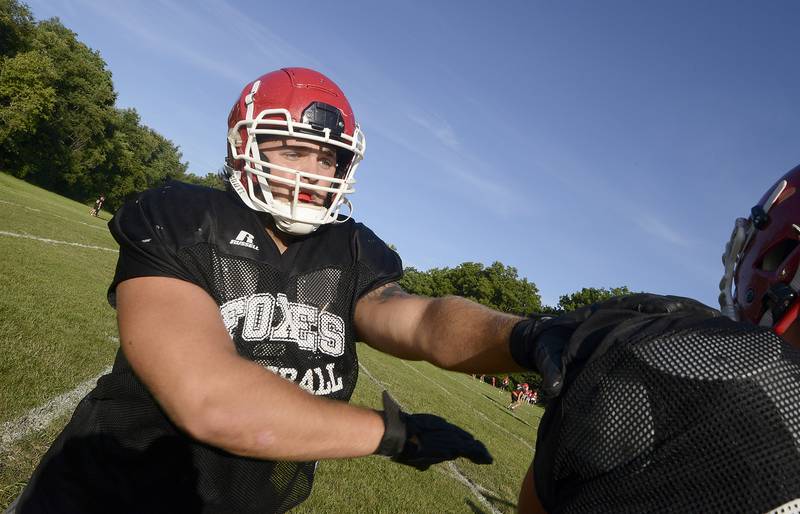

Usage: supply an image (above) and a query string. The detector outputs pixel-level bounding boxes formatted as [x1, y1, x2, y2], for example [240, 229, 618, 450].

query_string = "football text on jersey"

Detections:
[262, 363, 344, 396]
[219, 293, 345, 357]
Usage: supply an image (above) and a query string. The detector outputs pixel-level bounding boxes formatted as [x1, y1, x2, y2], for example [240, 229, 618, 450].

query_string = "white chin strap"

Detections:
[271, 202, 328, 236]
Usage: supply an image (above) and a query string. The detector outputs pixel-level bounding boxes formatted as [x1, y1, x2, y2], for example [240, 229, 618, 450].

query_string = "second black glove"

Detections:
[374, 391, 493, 471]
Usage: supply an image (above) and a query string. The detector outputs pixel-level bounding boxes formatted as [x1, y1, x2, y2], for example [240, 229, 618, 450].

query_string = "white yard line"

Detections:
[0, 186, 104, 220]
[358, 362, 504, 514]
[0, 196, 106, 227]
[0, 199, 106, 231]
[0, 366, 111, 453]
[0, 199, 42, 212]
[398, 360, 534, 451]
[0, 230, 117, 252]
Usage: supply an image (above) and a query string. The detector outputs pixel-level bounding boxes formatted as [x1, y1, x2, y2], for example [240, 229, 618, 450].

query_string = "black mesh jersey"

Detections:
[534, 311, 800, 514]
[17, 181, 402, 514]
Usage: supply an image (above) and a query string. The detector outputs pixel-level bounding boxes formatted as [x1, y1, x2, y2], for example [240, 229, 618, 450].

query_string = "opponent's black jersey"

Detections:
[18, 182, 402, 514]
[534, 309, 800, 514]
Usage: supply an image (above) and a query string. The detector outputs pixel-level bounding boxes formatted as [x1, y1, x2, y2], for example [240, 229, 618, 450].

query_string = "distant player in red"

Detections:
[508, 382, 529, 410]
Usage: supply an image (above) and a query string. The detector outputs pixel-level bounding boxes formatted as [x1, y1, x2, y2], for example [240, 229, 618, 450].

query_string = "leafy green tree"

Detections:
[180, 170, 226, 191]
[0, 16, 117, 196]
[398, 266, 435, 297]
[0, 0, 34, 57]
[399, 261, 541, 316]
[0, 49, 58, 152]
[448, 261, 541, 315]
[557, 286, 632, 312]
[99, 108, 189, 210]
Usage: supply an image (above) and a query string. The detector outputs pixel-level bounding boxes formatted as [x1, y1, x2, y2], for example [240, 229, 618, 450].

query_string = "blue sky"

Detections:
[25, 0, 800, 307]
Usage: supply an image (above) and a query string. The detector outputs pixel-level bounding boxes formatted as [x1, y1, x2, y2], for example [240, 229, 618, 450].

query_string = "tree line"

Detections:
[400, 260, 629, 316]
[0, 0, 222, 212]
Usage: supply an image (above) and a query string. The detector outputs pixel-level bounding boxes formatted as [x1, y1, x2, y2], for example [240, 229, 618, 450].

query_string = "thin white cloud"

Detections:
[73, 0, 246, 84]
[634, 214, 691, 247]
[370, 120, 533, 219]
[201, 0, 324, 72]
[406, 112, 460, 150]
[72, 0, 321, 86]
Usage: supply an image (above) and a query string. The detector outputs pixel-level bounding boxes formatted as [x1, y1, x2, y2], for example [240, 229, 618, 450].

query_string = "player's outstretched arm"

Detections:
[117, 276, 490, 466]
[354, 282, 524, 373]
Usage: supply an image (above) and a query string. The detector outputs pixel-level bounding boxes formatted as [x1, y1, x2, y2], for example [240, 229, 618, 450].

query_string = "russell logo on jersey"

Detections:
[230, 230, 259, 251]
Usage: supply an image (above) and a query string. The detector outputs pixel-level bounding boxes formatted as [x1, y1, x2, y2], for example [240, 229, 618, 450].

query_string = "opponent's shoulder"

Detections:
[634, 308, 744, 339]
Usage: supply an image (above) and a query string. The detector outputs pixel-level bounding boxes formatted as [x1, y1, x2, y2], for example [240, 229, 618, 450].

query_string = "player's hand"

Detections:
[510, 294, 719, 398]
[374, 391, 493, 471]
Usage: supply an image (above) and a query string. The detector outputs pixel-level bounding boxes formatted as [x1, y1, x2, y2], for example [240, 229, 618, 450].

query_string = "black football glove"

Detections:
[374, 391, 493, 471]
[509, 293, 719, 399]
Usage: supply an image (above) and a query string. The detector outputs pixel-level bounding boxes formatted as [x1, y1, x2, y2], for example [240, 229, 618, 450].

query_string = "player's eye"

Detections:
[282, 151, 301, 160]
[318, 157, 334, 169]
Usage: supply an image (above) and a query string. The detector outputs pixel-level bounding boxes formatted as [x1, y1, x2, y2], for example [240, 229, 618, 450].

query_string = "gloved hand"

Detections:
[374, 391, 493, 471]
[509, 293, 720, 398]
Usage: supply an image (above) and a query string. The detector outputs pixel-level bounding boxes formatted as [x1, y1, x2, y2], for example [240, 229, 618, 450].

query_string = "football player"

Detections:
[516, 165, 800, 513]
[12, 68, 560, 514]
[508, 382, 530, 410]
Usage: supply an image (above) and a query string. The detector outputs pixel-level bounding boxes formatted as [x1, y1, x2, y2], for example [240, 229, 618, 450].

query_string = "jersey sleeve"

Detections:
[352, 223, 403, 299]
[106, 188, 205, 307]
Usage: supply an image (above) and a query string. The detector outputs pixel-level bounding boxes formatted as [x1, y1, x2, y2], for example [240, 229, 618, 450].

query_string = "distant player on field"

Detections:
[89, 194, 105, 217]
[508, 382, 529, 410]
[13, 68, 564, 514]
[516, 165, 800, 513]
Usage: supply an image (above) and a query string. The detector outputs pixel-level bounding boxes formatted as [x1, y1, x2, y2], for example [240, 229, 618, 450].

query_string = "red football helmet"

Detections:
[720, 164, 800, 335]
[226, 68, 366, 235]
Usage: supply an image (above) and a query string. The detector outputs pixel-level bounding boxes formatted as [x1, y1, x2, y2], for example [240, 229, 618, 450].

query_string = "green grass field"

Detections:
[0, 172, 542, 512]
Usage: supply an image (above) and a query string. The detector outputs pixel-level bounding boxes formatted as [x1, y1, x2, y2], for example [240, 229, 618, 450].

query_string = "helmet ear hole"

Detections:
[335, 150, 354, 180]
[759, 239, 800, 272]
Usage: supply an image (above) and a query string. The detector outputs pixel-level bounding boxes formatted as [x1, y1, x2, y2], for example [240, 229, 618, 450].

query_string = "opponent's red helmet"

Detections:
[226, 67, 366, 235]
[720, 164, 800, 335]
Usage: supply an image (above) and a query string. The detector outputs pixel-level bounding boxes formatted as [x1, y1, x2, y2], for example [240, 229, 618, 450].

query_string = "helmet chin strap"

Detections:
[268, 194, 354, 236]
[271, 202, 324, 236]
